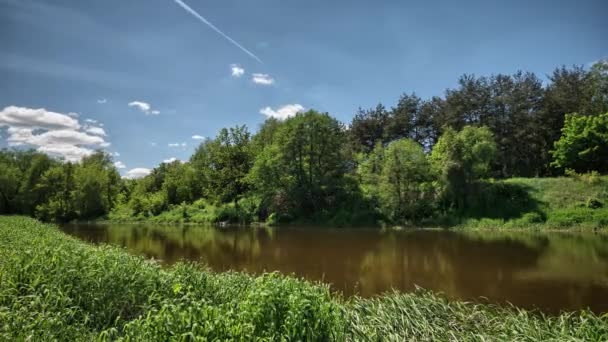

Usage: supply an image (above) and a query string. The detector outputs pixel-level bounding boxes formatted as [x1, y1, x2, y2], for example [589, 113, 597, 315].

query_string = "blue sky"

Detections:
[0, 0, 606, 177]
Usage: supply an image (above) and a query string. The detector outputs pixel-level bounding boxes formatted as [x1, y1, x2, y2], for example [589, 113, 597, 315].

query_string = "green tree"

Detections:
[162, 161, 199, 205]
[35, 163, 77, 221]
[379, 139, 432, 221]
[551, 112, 608, 173]
[0, 155, 21, 213]
[349, 104, 390, 153]
[248, 110, 348, 219]
[73, 152, 120, 219]
[430, 126, 496, 210]
[191, 125, 253, 205]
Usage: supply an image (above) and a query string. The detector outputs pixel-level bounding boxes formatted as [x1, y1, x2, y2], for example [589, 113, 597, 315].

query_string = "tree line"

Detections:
[0, 62, 606, 224]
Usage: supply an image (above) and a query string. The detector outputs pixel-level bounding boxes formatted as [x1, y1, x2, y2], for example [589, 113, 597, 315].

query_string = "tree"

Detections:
[348, 104, 390, 153]
[16, 152, 56, 215]
[430, 126, 496, 210]
[0, 156, 20, 213]
[586, 60, 608, 115]
[551, 112, 608, 173]
[248, 110, 348, 219]
[73, 151, 120, 219]
[541, 65, 595, 171]
[191, 125, 253, 204]
[35, 163, 76, 221]
[162, 161, 199, 205]
[356, 139, 433, 222]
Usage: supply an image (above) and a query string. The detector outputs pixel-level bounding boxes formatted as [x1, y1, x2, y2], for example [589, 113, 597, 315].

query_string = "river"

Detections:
[60, 223, 608, 314]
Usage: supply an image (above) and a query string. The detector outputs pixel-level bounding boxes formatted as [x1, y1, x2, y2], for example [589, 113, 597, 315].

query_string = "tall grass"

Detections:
[1, 216, 607, 340]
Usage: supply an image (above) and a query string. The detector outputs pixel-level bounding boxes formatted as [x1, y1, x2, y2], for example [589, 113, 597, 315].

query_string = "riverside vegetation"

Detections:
[1, 63, 607, 229]
[2, 216, 608, 341]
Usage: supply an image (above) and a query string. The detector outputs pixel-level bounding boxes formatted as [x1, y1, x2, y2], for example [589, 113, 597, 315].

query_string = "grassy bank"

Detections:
[2, 216, 607, 340]
[105, 175, 608, 231]
[453, 175, 608, 230]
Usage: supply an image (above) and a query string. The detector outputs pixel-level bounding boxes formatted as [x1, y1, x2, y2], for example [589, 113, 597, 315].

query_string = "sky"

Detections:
[0, 0, 606, 178]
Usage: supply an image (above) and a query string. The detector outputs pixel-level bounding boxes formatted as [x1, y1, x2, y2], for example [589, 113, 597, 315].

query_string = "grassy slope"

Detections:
[456, 175, 608, 230]
[1, 217, 607, 340]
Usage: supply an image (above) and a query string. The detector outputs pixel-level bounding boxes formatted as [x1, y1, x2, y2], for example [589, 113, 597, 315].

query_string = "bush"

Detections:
[586, 197, 603, 209]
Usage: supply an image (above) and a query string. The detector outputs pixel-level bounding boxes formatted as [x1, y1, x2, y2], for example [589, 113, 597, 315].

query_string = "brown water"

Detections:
[60, 223, 608, 314]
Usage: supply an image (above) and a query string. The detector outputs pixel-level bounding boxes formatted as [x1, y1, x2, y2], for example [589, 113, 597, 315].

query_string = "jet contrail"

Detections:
[171, 0, 263, 64]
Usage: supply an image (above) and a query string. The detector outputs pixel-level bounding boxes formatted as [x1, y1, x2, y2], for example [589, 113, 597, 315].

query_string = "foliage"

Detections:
[0, 150, 120, 221]
[190, 125, 253, 204]
[247, 110, 351, 221]
[357, 139, 434, 223]
[551, 112, 608, 173]
[429, 126, 496, 210]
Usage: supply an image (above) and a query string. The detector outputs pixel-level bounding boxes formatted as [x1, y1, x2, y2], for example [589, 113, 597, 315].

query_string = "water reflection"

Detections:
[61, 223, 608, 313]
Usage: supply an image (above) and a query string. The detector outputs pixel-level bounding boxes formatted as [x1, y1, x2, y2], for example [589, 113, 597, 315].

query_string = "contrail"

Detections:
[171, 0, 263, 64]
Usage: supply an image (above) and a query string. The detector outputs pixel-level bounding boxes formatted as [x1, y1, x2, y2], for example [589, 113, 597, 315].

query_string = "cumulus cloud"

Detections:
[8, 129, 106, 147]
[128, 101, 160, 115]
[231, 64, 245, 77]
[252, 73, 274, 85]
[0, 106, 109, 162]
[85, 118, 98, 124]
[124, 168, 151, 179]
[260, 104, 305, 120]
[191, 135, 205, 140]
[163, 157, 177, 163]
[0, 106, 80, 130]
[37, 145, 95, 162]
[114, 161, 126, 169]
[85, 126, 106, 136]
[97, 99, 107, 104]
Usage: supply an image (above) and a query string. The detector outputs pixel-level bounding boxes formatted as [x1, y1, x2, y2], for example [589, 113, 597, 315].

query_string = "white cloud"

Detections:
[168, 142, 187, 148]
[149, 142, 157, 147]
[128, 101, 150, 112]
[0, 106, 80, 130]
[85, 118, 98, 124]
[191, 135, 205, 140]
[230, 64, 245, 77]
[114, 161, 126, 169]
[124, 168, 151, 179]
[8, 129, 105, 147]
[163, 157, 177, 163]
[37, 144, 94, 162]
[252, 73, 274, 85]
[85, 126, 106, 136]
[0, 106, 110, 162]
[97, 98, 107, 104]
[112, 151, 120, 157]
[129, 101, 160, 115]
[260, 104, 305, 120]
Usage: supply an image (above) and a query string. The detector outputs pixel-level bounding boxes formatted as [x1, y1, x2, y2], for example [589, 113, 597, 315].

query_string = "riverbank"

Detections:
[104, 175, 608, 231]
[2, 216, 607, 340]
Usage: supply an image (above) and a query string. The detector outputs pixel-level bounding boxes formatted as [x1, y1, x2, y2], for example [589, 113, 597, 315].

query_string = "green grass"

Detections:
[455, 175, 608, 230]
[108, 198, 257, 225]
[2, 216, 607, 340]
